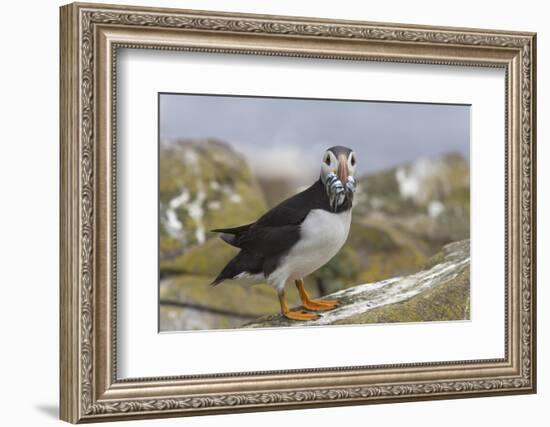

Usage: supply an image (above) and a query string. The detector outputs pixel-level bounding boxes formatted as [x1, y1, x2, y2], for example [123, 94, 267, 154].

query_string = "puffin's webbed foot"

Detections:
[278, 289, 320, 321]
[301, 298, 339, 311]
[284, 310, 320, 321]
[295, 279, 339, 312]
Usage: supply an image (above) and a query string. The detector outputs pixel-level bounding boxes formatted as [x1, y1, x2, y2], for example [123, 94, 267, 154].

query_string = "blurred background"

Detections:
[158, 93, 470, 331]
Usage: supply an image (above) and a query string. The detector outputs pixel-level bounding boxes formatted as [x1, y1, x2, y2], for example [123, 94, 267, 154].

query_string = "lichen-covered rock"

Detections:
[159, 275, 275, 331]
[160, 274, 290, 331]
[357, 152, 469, 213]
[244, 239, 470, 328]
[159, 139, 267, 260]
[355, 152, 470, 250]
[160, 235, 237, 278]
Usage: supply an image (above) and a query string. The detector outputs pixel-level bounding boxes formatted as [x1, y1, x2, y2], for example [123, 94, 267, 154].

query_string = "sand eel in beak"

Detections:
[211, 146, 357, 321]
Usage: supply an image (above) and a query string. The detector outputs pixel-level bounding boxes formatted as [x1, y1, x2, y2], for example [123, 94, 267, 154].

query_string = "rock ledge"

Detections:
[244, 239, 470, 328]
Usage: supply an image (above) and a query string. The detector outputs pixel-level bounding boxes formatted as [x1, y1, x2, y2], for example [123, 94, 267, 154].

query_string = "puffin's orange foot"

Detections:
[294, 279, 339, 312]
[302, 298, 339, 311]
[283, 310, 320, 321]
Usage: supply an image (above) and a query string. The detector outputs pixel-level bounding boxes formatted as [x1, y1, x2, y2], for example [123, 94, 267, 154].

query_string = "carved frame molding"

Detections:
[60, 2, 536, 423]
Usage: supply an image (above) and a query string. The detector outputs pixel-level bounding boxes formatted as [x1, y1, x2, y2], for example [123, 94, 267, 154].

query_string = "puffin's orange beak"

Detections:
[338, 155, 348, 183]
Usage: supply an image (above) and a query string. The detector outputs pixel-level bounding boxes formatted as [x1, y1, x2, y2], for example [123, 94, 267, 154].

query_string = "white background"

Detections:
[0, 0, 546, 426]
[118, 50, 504, 377]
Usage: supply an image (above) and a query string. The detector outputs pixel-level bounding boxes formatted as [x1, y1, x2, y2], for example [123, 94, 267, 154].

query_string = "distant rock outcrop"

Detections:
[356, 152, 470, 250]
[159, 139, 267, 262]
[244, 239, 470, 328]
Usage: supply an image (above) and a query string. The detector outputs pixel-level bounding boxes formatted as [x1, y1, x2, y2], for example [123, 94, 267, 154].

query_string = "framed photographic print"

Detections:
[59, 2, 537, 423]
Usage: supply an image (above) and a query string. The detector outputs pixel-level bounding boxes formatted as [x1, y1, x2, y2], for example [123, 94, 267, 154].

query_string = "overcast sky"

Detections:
[159, 93, 470, 177]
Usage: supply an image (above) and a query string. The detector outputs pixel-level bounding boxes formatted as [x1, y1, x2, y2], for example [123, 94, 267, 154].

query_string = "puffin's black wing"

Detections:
[212, 179, 327, 248]
[211, 206, 305, 252]
[243, 179, 330, 230]
[217, 203, 312, 250]
[210, 221, 302, 286]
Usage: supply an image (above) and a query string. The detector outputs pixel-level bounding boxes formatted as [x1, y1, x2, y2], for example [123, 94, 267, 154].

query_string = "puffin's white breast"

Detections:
[268, 209, 352, 290]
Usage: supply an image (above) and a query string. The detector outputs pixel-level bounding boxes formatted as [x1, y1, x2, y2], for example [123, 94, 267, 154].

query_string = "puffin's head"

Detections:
[320, 146, 357, 211]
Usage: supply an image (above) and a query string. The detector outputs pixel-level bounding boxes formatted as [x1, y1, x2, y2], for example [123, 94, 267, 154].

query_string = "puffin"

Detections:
[211, 146, 357, 321]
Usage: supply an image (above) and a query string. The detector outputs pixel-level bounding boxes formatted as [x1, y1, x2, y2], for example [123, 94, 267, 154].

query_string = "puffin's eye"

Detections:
[350, 155, 356, 167]
[325, 155, 331, 166]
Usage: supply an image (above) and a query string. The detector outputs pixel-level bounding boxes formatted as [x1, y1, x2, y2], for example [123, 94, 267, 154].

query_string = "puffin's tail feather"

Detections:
[209, 277, 224, 287]
[219, 233, 237, 247]
[211, 223, 253, 235]
[211, 223, 253, 248]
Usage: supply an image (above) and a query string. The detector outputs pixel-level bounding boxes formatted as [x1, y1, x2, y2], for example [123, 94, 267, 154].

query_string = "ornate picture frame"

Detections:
[59, 2, 536, 423]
